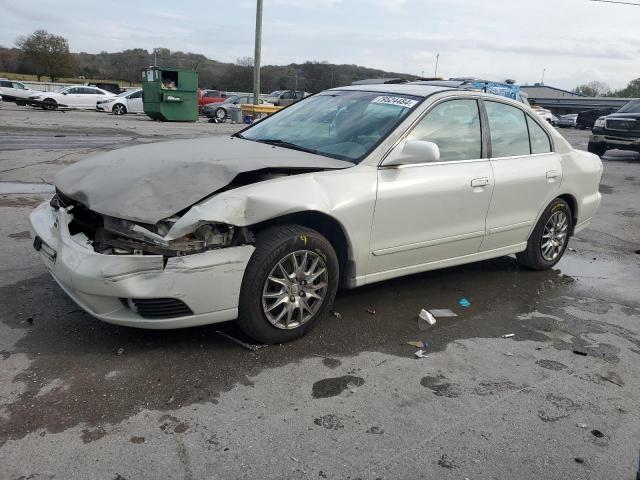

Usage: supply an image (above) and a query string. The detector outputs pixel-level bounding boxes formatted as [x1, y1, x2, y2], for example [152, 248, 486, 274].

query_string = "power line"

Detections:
[590, 0, 640, 6]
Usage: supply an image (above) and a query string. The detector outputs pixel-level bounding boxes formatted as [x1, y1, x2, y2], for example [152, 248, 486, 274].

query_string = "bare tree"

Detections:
[15, 30, 75, 82]
[573, 80, 611, 97]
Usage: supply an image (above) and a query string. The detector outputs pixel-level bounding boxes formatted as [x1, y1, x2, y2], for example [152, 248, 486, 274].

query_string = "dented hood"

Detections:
[54, 136, 353, 224]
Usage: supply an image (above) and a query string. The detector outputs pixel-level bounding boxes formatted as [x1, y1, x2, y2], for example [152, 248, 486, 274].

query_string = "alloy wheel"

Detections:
[540, 211, 568, 261]
[261, 250, 328, 329]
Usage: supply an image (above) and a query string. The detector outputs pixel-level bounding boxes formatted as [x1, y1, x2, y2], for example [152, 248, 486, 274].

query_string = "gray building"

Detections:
[522, 84, 633, 115]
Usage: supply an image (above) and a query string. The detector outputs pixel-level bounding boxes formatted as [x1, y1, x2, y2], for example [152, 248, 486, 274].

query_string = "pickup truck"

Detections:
[588, 99, 640, 156]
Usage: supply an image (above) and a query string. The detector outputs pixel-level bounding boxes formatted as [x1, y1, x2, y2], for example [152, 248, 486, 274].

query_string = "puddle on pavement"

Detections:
[1, 249, 638, 446]
[0, 181, 55, 195]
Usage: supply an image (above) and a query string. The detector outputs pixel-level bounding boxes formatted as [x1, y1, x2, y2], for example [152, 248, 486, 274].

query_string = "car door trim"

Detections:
[372, 230, 485, 256]
[487, 220, 534, 235]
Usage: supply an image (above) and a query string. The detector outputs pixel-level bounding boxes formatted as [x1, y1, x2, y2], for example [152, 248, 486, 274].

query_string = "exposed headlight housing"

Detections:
[594, 117, 606, 128]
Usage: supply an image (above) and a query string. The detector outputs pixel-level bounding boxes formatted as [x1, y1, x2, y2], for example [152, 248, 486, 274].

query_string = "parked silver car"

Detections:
[31, 84, 602, 343]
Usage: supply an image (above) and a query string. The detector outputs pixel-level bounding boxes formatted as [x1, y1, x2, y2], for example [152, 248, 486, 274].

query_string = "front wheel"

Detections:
[587, 141, 607, 157]
[237, 224, 339, 344]
[42, 99, 57, 110]
[112, 103, 126, 115]
[517, 198, 571, 270]
[214, 107, 226, 122]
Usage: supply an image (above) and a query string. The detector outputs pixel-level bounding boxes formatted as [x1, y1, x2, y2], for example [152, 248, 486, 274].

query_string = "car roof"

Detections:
[330, 84, 452, 97]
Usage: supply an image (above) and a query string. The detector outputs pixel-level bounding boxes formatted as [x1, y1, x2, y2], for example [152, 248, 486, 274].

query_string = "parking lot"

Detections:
[1, 105, 640, 479]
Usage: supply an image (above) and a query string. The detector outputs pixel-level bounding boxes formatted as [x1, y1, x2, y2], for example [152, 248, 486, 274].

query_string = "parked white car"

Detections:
[0, 79, 37, 105]
[533, 107, 554, 124]
[28, 85, 115, 110]
[30, 84, 602, 343]
[96, 89, 143, 115]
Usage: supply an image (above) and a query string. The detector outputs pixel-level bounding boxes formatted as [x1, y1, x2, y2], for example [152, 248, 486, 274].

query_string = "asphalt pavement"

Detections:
[1, 106, 639, 479]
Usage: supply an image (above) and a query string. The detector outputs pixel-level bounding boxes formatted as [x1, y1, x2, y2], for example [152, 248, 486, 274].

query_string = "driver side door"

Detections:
[367, 97, 494, 281]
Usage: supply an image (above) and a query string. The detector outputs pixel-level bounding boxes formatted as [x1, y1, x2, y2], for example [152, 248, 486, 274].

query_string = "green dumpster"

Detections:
[142, 67, 198, 122]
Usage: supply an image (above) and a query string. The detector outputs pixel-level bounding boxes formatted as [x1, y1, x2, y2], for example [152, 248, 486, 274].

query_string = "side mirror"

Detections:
[62, 92, 67, 95]
[382, 140, 440, 167]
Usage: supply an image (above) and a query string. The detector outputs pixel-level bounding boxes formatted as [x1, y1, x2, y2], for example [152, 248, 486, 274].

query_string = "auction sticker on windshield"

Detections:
[371, 95, 419, 109]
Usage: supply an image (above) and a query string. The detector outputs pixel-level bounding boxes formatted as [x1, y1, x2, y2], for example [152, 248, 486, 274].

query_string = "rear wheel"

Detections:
[237, 224, 339, 344]
[112, 103, 126, 115]
[42, 98, 57, 110]
[587, 141, 607, 157]
[517, 198, 571, 270]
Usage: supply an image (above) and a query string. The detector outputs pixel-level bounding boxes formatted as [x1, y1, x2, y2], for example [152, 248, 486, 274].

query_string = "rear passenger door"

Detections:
[480, 100, 561, 251]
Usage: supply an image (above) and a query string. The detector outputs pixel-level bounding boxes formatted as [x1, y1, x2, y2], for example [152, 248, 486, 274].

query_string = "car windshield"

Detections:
[118, 90, 132, 97]
[268, 91, 282, 96]
[224, 95, 240, 103]
[617, 100, 640, 114]
[238, 90, 422, 162]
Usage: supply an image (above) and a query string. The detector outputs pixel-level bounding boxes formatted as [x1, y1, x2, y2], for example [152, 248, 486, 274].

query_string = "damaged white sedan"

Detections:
[30, 84, 603, 343]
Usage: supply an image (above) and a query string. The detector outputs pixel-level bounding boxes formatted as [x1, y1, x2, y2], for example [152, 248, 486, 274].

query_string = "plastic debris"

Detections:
[591, 429, 604, 438]
[366, 308, 376, 315]
[330, 310, 342, 319]
[407, 340, 428, 349]
[116, 348, 124, 356]
[216, 331, 267, 352]
[347, 382, 359, 393]
[576, 423, 587, 429]
[504, 352, 514, 356]
[458, 298, 471, 308]
[501, 333, 515, 338]
[418, 309, 436, 330]
[573, 349, 588, 356]
[536, 346, 543, 350]
[414, 350, 428, 359]
[574, 457, 584, 464]
[568, 247, 577, 252]
[429, 309, 458, 318]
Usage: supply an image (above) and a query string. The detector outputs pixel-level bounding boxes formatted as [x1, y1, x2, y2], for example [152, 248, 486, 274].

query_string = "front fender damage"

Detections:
[165, 175, 336, 241]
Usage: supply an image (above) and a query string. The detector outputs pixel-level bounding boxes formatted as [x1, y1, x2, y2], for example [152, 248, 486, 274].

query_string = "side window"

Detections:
[66, 87, 81, 94]
[12, 82, 26, 89]
[0, 80, 12, 87]
[526, 115, 552, 154]
[485, 101, 530, 157]
[405, 99, 482, 161]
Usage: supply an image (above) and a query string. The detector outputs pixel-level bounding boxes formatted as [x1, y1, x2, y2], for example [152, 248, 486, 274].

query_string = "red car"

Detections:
[198, 89, 227, 112]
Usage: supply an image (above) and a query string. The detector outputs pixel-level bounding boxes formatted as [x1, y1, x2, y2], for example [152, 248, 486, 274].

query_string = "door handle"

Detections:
[470, 177, 489, 187]
[546, 170, 560, 179]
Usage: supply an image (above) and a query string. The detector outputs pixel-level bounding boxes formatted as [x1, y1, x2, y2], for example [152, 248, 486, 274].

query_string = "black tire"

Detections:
[517, 198, 571, 270]
[237, 224, 339, 344]
[42, 98, 57, 110]
[214, 107, 226, 122]
[112, 103, 126, 115]
[587, 141, 607, 157]
[16, 101, 26, 106]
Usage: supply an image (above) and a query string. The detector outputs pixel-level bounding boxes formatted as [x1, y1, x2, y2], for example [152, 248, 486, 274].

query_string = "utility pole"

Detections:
[541, 68, 546, 85]
[253, 0, 263, 105]
[434, 53, 440, 77]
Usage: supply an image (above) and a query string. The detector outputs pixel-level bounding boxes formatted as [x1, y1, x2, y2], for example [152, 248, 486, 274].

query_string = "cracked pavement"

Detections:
[1, 107, 639, 479]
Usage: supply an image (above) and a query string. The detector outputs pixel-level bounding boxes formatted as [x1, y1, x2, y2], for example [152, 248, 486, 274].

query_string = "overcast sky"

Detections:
[2, 0, 639, 90]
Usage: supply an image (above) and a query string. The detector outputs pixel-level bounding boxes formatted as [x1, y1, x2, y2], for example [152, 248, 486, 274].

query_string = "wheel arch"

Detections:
[251, 210, 354, 287]
[557, 193, 578, 234]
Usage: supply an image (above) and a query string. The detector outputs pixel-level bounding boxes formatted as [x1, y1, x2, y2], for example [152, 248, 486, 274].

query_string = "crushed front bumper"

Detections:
[29, 202, 255, 329]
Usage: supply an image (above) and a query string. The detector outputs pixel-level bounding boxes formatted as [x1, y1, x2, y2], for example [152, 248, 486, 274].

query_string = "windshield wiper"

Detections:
[255, 138, 319, 155]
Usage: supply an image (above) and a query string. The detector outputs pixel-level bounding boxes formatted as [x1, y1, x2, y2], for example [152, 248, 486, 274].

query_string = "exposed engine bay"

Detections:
[50, 189, 254, 257]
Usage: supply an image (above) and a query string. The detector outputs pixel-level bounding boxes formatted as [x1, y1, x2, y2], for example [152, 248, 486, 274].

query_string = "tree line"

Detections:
[0, 30, 415, 93]
[2, 30, 638, 97]
[573, 79, 640, 98]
